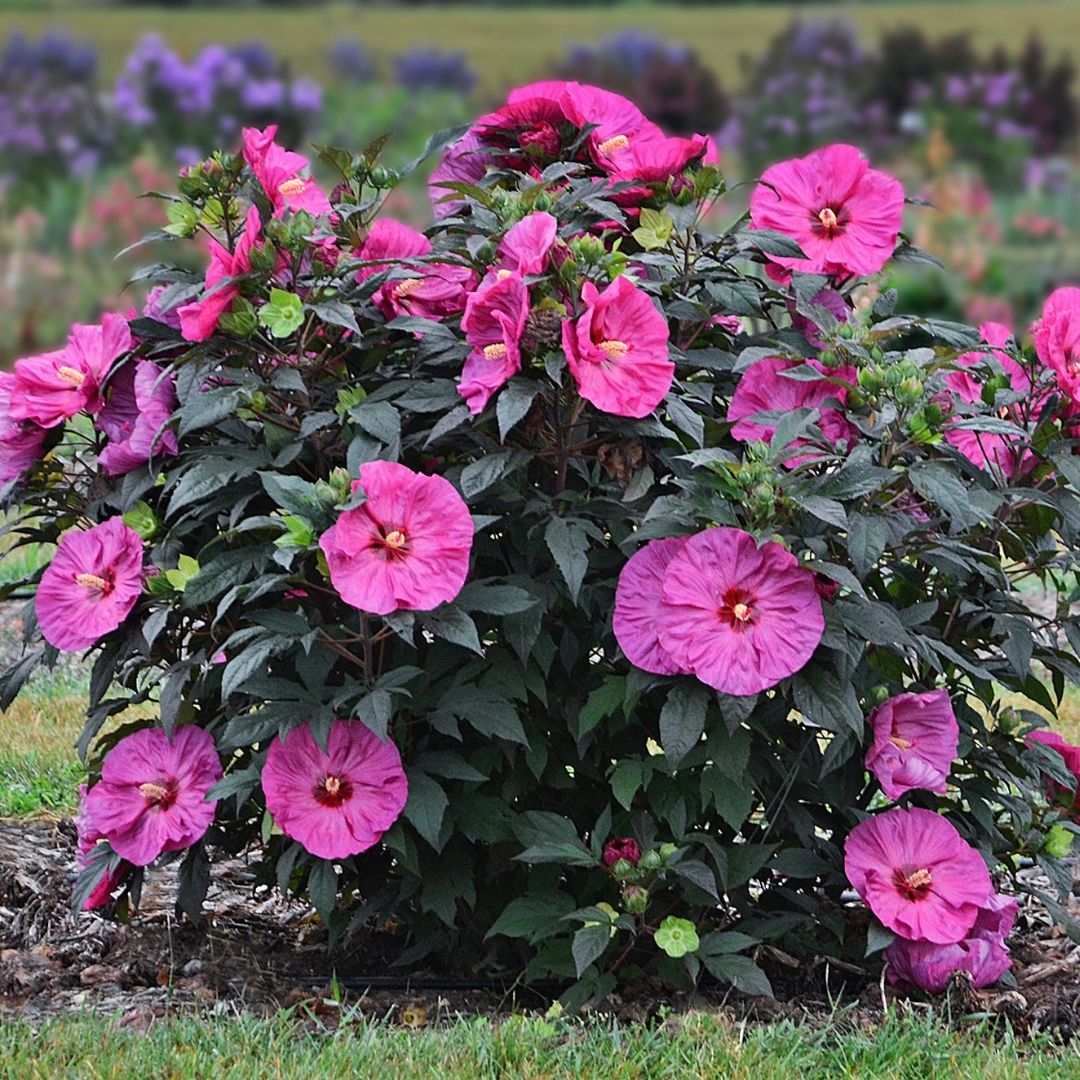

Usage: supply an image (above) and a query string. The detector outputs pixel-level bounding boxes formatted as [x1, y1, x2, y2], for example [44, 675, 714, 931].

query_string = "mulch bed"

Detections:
[3, 816, 1080, 1038]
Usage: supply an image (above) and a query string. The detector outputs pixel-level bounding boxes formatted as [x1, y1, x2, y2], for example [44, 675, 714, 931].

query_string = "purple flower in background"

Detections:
[393, 48, 476, 94]
[328, 40, 375, 84]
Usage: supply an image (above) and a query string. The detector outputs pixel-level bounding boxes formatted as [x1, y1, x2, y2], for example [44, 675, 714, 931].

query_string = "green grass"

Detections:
[1, 3, 1079, 95]
[3, 1008, 1080, 1080]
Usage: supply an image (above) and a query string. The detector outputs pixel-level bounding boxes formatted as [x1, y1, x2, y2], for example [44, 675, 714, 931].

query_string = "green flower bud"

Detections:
[896, 377, 924, 407]
[611, 858, 634, 880]
[122, 501, 159, 541]
[819, 349, 838, 368]
[868, 685, 890, 706]
[640, 849, 663, 871]
[838, 323, 855, 340]
[622, 885, 649, 915]
[869, 344, 885, 362]
[658, 843, 678, 861]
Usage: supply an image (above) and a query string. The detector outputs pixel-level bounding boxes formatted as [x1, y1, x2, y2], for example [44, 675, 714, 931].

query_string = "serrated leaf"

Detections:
[659, 681, 709, 767]
[545, 516, 589, 603]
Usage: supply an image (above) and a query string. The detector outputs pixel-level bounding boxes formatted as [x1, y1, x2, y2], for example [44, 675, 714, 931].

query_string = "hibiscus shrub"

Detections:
[5, 81, 1080, 1005]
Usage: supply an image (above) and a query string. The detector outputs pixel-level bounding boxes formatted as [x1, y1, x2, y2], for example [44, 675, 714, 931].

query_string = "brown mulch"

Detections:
[4, 817, 1080, 1037]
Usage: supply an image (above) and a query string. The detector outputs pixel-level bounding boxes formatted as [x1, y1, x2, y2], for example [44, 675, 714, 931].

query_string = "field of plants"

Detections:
[3, 2, 1080, 1074]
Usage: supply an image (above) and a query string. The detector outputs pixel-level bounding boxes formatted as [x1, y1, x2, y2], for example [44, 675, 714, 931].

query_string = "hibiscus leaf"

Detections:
[659, 680, 709, 767]
[307, 859, 338, 924]
[701, 952, 774, 998]
[176, 845, 211, 922]
[545, 516, 589, 603]
[572, 923, 612, 977]
[403, 770, 450, 851]
[496, 379, 539, 442]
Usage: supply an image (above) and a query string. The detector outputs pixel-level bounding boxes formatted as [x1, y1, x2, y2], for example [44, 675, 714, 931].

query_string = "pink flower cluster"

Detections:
[430, 80, 715, 220]
[613, 527, 825, 697]
[845, 808, 1015, 992]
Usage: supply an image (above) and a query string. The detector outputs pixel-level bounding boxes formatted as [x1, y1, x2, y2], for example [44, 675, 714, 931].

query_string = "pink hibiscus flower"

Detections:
[458, 272, 530, 414]
[356, 219, 475, 323]
[36, 517, 144, 652]
[656, 527, 824, 696]
[558, 82, 650, 170]
[75, 784, 131, 910]
[728, 357, 856, 465]
[84, 726, 222, 867]
[1027, 728, 1080, 819]
[242, 124, 331, 218]
[97, 360, 178, 476]
[562, 275, 673, 418]
[749, 144, 905, 280]
[944, 322, 1036, 478]
[0, 372, 47, 485]
[319, 460, 474, 615]
[261, 718, 408, 860]
[886, 889, 1017, 992]
[613, 536, 690, 676]
[865, 690, 959, 801]
[178, 204, 263, 342]
[844, 807, 993, 944]
[1033, 286, 1080, 405]
[885, 933, 1012, 993]
[9, 314, 132, 429]
[497, 211, 558, 276]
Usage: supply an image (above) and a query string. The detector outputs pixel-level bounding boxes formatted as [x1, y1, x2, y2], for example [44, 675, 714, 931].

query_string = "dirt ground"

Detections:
[3, 818, 1080, 1037]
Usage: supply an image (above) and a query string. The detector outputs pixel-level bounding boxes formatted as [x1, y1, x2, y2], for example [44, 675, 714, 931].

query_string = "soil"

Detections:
[4, 817, 1080, 1038]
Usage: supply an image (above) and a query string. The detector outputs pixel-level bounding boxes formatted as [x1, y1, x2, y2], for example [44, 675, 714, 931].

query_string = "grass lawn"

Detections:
[3, 1009, 1080, 1080]
[0, 3, 1079, 95]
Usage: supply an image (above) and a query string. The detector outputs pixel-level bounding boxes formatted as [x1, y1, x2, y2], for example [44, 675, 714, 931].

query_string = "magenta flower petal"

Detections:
[1034, 286, 1080, 405]
[750, 143, 904, 280]
[613, 537, 689, 676]
[84, 726, 221, 867]
[242, 124, 331, 218]
[1026, 728, 1080, 818]
[865, 690, 959, 801]
[885, 934, 1012, 993]
[657, 527, 823, 696]
[458, 272, 529, 414]
[319, 460, 474, 616]
[75, 784, 131, 910]
[728, 356, 856, 465]
[179, 205, 263, 342]
[562, 276, 673, 419]
[0, 371, 47, 485]
[498, 212, 558, 276]
[844, 807, 993, 944]
[35, 517, 144, 652]
[261, 718, 408, 860]
[98, 360, 177, 477]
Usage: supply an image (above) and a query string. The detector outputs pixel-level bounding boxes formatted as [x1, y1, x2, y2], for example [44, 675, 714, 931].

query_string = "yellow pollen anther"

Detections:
[138, 782, 169, 802]
[732, 602, 752, 622]
[597, 134, 630, 155]
[905, 867, 932, 890]
[890, 735, 914, 750]
[483, 343, 508, 362]
[57, 365, 85, 387]
[75, 572, 107, 591]
[496, 268, 513, 281]
[278, 178, 306, 197]
[393, 277, 424, 298]
[597, 340, 629, 358]
[384, 530, 407, 550]
[324, 775, 341, 797]
[818, 207, 839, 230]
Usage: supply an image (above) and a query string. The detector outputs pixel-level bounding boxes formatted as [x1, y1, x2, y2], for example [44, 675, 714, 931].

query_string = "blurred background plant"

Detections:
[0, 8, 1076, 370]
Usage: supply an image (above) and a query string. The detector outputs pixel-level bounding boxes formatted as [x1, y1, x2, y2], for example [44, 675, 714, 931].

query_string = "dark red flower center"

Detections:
[138, 779, 178, 811]
[75, 569, 115, 598]
[315, 773, 353, 807]
[717, 588, 756, 631]
[892, 864, 933, 901]
[519, 122, 561, 157]
[813, 205, 845, 237]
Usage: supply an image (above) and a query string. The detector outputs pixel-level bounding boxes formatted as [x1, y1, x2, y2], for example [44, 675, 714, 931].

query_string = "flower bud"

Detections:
[658, 843, 678, 861]
[838, 323, 855, 340]
[640, 849, 663, 871]
[896, 377, 924, 407]
[603, 836, 642, 869]
[814, 573, 840, 602]
[622, 884, 649, 915]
